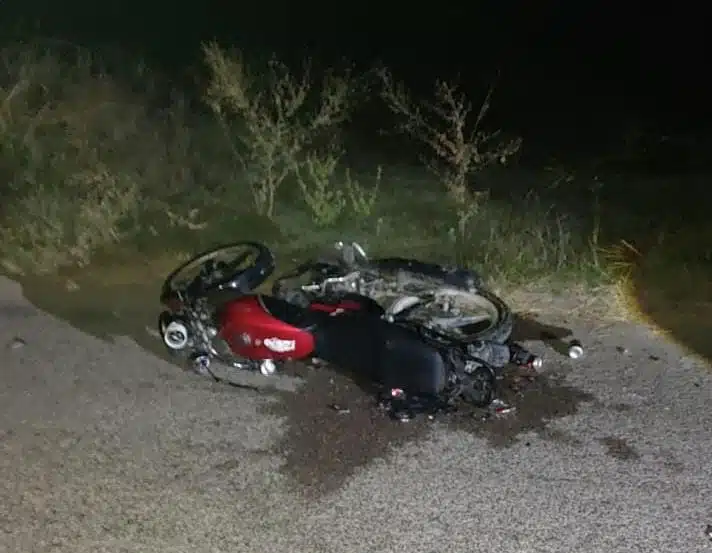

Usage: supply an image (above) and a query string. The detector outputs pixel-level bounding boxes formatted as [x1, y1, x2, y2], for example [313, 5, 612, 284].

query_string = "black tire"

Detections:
[419, 287, 514, 345]
[468, 287, 514, 345]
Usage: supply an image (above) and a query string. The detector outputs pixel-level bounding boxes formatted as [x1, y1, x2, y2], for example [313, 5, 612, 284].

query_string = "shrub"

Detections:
[377, 68, 521, 258]
[294, 151, 346, 227]
[0, 46, 147, 272]
[202, 43, 358, 218]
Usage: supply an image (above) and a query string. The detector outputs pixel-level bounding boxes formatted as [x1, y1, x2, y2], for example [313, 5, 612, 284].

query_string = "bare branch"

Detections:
[202, 44, 358, 217]
[378, 66, 522, 240]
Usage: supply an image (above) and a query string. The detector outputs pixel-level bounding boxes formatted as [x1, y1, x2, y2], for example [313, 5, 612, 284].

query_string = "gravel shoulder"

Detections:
[1, 275, 711, 553]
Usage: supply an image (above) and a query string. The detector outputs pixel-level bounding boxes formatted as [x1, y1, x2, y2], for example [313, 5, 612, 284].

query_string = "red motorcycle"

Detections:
[157, 242, 539, 420]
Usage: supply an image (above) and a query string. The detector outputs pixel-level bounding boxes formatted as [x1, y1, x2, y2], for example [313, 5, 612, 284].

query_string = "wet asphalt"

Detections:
[0, 275, 711, 553]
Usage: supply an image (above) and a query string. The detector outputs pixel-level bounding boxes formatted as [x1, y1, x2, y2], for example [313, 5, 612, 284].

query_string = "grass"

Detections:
[1, 40, 710, 364]
[0, 43, 602, 283]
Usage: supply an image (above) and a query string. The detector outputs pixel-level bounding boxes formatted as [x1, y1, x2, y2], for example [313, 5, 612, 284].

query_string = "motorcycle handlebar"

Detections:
[301, 271, 362, 293]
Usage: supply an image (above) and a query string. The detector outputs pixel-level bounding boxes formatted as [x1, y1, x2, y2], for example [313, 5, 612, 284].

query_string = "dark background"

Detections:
[0, 0, 709, 167]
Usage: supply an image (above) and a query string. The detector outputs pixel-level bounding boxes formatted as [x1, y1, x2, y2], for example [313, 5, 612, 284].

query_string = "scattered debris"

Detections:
[648, 354, 661, 361]
[7, 337, 26, 350]
[616, 345, 630, 355]
[599, 436, 640, 461]
[490, 398, 516, 416]
[704, 523, 712, 542]
[567, 340, 584, 359]
[65, 279, 80, 292]
[329, 404, 350, 414]
[393, 410, 412, 423]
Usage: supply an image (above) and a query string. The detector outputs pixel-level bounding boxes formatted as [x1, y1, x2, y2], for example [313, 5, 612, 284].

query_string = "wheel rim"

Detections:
[391, 287, 503, 340]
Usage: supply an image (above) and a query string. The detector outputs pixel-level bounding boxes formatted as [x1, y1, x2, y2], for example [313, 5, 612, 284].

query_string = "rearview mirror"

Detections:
[334, 241, 369, 266]
[350, 242, 368, 264]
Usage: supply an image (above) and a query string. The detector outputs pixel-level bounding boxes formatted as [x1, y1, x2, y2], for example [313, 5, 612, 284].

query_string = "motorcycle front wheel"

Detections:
[388, 286, 514, 345]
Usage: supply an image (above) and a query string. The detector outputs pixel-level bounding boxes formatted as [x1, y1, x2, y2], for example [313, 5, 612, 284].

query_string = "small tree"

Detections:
[294, 150, 345, 227]
[202, 43, 356, 218]
[377, 68, 521, 248]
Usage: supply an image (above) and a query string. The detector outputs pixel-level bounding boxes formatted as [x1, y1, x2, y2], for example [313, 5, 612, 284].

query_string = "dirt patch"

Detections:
[599, 436, 641, 461]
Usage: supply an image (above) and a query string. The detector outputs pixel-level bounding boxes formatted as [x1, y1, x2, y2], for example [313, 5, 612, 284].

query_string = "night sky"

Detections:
[1, 1, 710, 151]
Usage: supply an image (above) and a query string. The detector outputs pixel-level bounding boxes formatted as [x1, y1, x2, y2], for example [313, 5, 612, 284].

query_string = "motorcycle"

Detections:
[273, 241, 517, 351]
[157, 241, 541, 420]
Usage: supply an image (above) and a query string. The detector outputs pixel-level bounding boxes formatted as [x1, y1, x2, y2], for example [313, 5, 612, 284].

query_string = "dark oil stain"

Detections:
[213, 459, 241, 472]
[266, 359, 595, 498]
[445, 369, 595, 448]
[263, 364, 432, 499]
[609, 402, 633, 412]
[599, 436, 641, 461]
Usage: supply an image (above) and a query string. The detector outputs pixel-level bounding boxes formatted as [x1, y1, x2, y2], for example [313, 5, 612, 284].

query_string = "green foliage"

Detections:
[202, 43, 357, 218]
[295, 152, 346, 227]
[345, 166, 381, 219]
[0, 40, 611, 300]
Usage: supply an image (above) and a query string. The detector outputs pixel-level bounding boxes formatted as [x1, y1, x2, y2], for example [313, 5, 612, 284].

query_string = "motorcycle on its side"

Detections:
[157, 241, 541, 420]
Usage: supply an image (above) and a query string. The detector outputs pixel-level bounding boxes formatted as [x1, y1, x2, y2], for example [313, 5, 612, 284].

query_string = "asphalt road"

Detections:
[1, 274, 710, 553]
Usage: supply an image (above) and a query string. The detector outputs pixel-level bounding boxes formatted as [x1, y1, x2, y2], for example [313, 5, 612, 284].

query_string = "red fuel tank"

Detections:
[218, 295, 316, 361]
